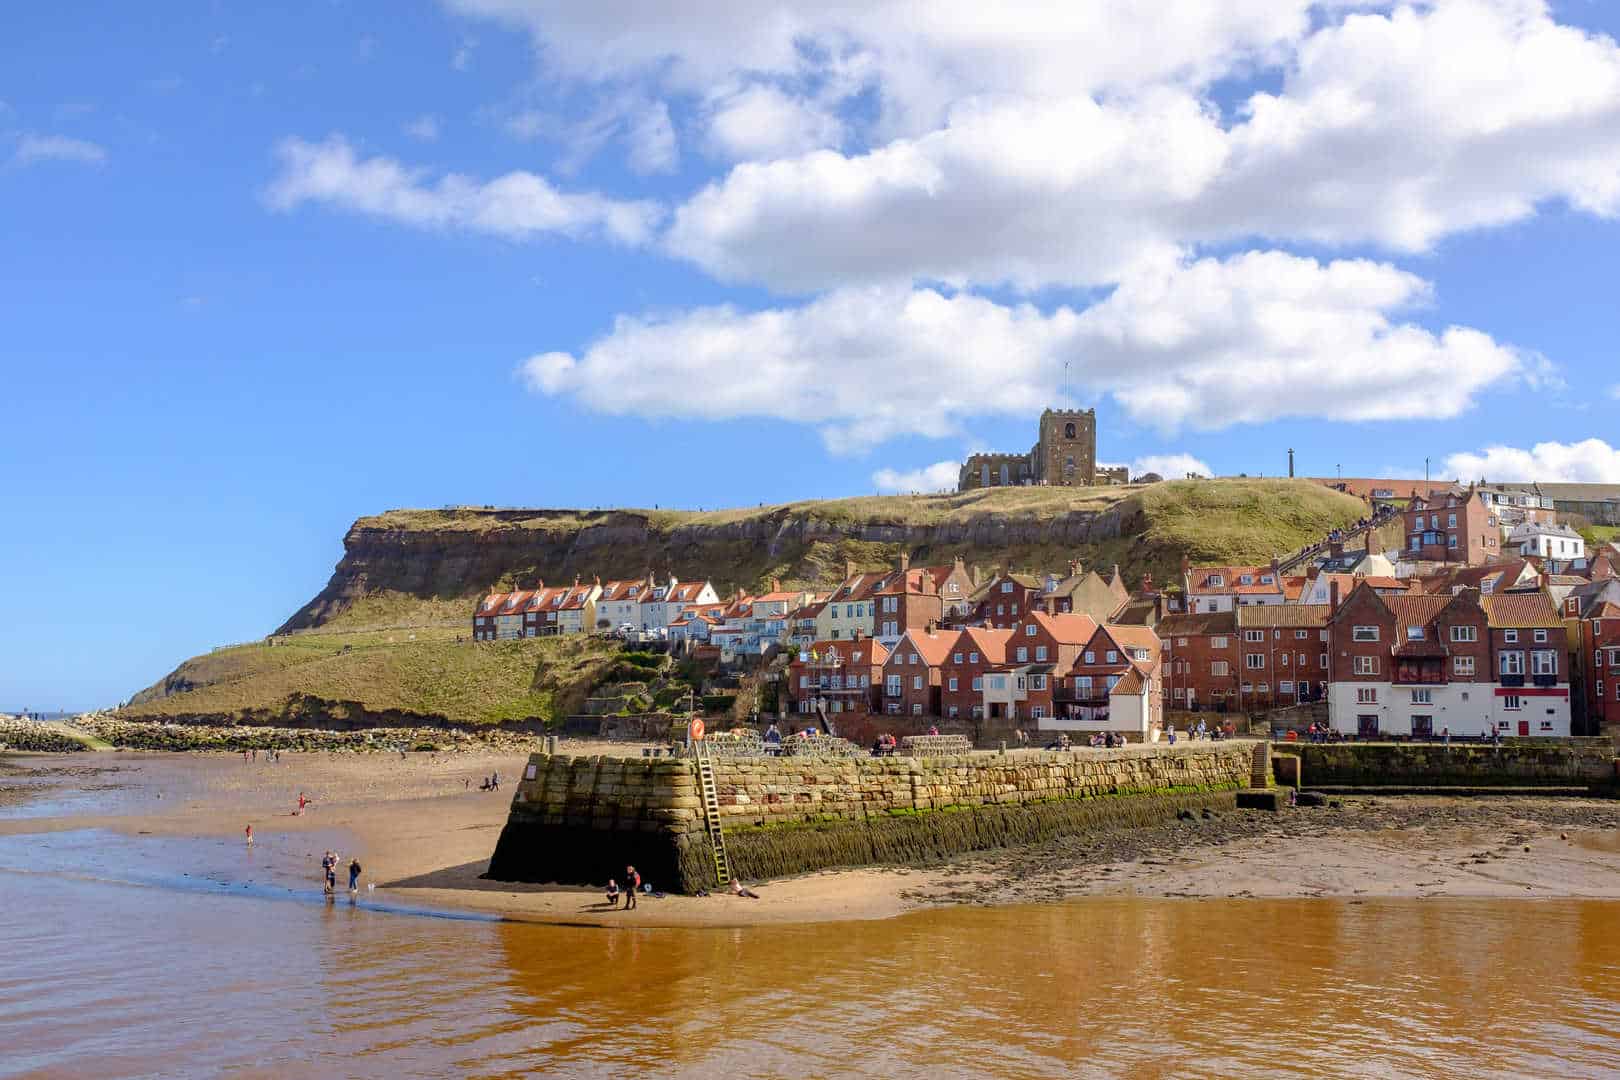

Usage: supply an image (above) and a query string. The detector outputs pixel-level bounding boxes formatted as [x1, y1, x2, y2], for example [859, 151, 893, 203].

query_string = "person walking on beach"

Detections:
[348, 858, 361, 894]
[624, 865, 640, 910]
[245, 824, 253, 846]
[296, 792, 309, 816]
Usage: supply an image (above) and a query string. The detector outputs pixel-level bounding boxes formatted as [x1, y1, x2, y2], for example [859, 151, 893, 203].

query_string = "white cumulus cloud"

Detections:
[703, 83, 844, 161]
[12, 133, 107, 167]
[263, 135, 662, 245]
[1132, 454, 1213, 480]
[660, 1, 1620, 292]
[871, 460, 960, 493]
[1444, 439, 1620, 483]
[521, 252, 1531, 450]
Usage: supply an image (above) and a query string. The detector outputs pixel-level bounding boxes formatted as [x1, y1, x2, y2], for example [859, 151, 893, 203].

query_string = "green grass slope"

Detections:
[124, 628, 620, 727]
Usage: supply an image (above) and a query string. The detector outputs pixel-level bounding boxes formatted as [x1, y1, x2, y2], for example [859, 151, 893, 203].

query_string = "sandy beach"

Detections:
[4, 749, 1620, 927]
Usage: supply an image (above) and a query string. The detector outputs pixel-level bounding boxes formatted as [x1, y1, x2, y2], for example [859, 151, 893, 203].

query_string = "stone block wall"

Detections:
[1292, 739, 1617, 789]
[487, 743, 1256, 892]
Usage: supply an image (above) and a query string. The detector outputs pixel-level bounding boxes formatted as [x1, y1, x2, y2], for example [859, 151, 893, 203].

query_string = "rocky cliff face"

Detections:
[278, 502, 1140, 632]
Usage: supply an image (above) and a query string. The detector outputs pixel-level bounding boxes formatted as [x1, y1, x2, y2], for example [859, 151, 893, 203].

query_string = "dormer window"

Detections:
[1002, 582, 1014, 593]
[1240, 575, 1254, 586]
[1260, 574, 1274, 584]
[1406, 627, 1425, 640]
[1208, 575, 1224, 587]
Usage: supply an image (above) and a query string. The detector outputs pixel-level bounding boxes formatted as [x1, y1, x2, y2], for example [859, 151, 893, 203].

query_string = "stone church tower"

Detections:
[956, 406, 1105, 491]
[1034, 408, 1096, 486]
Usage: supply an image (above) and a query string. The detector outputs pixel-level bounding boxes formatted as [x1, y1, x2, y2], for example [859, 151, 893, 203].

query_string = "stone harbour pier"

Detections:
[487, 742, 1260, 893]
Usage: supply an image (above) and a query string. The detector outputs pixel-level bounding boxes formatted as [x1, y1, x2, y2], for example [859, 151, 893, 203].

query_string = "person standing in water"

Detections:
[348, 858, 361, 894]
[245, 824, 253, 846]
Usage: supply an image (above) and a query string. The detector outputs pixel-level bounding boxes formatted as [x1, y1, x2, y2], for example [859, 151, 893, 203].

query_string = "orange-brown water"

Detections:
[3, 831, 1619, 1079]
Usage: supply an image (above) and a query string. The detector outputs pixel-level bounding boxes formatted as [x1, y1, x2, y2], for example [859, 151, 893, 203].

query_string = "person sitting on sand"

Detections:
[606, 878, 620, 907]
[729, 878, 760, 899]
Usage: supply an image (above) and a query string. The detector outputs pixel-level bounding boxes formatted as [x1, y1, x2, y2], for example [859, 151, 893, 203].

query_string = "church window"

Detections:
[1064, 422, 1076, 439]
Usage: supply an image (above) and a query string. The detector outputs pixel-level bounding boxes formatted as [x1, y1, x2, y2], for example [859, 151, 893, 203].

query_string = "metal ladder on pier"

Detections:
[694, 742, 732, 886]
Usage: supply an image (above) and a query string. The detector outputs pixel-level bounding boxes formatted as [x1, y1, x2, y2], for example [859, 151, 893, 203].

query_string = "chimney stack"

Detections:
[845, 559, 857, 580]
[1142, 573, 1153, 593]
[1270, 556, 1280, 576]
[1330, 580, 1341, 609]
[1367, 527, 1383, 556]
[970, 564, 981, 588]
[1180, 554, 1191, 578]
[770, 577, 781, 595]
[898, 551, 911, 572]
[1045, 594, 1056, 615]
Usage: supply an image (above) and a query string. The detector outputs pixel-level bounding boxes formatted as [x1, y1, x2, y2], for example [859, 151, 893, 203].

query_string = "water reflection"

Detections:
[2, 857, 1618, 1079]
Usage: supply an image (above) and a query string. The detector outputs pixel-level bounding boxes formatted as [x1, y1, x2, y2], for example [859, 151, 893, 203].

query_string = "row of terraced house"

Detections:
[469, 524, 1620, 738]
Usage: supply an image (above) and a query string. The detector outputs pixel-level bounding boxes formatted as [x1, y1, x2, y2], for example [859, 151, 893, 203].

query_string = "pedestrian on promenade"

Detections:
[348, 858, 362, 893]
[624, 865, 640, 910]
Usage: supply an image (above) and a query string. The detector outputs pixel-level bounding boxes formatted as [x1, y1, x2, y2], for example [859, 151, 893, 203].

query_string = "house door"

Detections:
[1517, 720, 1529, 736]
[1357, 715, 1378, 738]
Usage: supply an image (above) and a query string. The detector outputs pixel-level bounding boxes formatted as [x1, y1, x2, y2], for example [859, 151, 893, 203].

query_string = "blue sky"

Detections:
[4, 1, 1620, 709]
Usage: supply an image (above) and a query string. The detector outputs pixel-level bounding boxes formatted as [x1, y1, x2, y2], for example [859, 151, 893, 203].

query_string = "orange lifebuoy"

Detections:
[689, 717, 706, 742]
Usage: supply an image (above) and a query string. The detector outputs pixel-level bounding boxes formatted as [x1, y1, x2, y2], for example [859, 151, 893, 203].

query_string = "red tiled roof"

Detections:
[1155, 611, 1236, 637]
[1025, 610, 1100, 645]
[1480, 593, 1562, 629]
[797, 638, 889, 666]
[1186, 566, 1282, 595]
[889, 628, 957, 667]
[952, 626, 1013, 664]
[1591, 601, 1620, 619]
[1236, 605, 1331, 629]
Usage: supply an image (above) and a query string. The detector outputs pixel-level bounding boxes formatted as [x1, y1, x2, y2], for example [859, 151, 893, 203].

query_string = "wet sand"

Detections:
[4, 751, 1620, 927]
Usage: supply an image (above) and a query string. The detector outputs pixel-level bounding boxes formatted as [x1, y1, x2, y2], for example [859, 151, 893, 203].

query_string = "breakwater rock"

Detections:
[0, 717, 90, 753]
[488, 742, 1258, 893]
[77, 715, 549, 754]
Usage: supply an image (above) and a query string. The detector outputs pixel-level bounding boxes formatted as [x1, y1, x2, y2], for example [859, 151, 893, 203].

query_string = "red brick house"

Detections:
[1233, 605, 1331, 709]
[1057, 624, 1161, 725]
[980, 612, 1099, 722]
[938, 627, 1012, 721]
[1580, 600, 1620, 734]
[1403, 487, 1499, 565]
[787, 635, 888, 720]
[1325, 582, 1569, 737]
[968, 572, 1042, 629]
[1158, 611, 1239, 713]
[881, 627, 956, 717]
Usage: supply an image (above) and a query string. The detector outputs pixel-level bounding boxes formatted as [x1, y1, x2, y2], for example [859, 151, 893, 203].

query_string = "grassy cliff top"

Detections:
[358, 483, 1139, 533]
